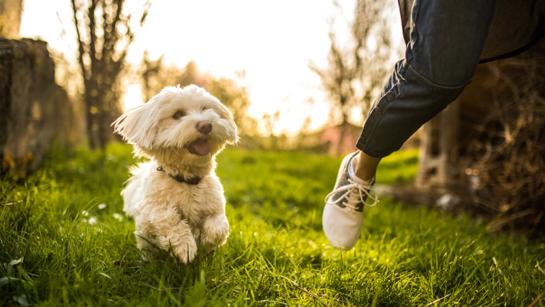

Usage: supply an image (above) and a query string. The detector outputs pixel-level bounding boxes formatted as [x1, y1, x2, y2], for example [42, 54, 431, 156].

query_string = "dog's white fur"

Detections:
[113, 85, 237, 263]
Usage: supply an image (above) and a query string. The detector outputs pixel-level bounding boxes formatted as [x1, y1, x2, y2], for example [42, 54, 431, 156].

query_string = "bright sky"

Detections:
[20, 0, 400, 135]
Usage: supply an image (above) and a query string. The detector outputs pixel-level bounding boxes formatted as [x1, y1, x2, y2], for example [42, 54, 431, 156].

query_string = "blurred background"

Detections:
[1, 0, 544, 232]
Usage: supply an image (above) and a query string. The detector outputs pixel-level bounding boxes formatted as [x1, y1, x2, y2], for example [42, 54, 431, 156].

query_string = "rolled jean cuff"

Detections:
[355, 62, 465, 158]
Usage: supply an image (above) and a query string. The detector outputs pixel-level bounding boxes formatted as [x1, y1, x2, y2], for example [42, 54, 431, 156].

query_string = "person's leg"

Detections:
[324, 0, 496, 250]
[354, 0, 496, 181]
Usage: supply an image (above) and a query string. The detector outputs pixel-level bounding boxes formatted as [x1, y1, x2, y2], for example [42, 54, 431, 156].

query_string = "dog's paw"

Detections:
[200, 215, 230, 249]
[173, 238, 198, 263]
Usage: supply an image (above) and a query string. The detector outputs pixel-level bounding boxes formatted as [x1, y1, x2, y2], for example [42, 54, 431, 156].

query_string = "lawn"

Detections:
[1, 144, 544, 306]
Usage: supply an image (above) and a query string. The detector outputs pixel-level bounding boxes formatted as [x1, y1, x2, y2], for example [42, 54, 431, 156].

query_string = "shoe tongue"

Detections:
[188, 139, 211, 156]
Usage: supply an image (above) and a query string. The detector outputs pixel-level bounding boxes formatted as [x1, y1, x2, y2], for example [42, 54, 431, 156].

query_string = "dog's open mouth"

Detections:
[186, 138, 211, 156]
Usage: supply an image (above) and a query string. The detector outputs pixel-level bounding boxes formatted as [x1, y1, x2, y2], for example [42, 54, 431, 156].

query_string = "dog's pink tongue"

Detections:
[188, 139, 211, 156]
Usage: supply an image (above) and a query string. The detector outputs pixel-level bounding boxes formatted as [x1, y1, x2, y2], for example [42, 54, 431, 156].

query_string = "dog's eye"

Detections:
[201, 106, 209, 112]
[172, 110, 186, 119]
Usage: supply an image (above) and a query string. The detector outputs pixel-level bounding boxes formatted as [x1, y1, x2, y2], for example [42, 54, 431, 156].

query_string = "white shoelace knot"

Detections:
[325, 178, 378, 211]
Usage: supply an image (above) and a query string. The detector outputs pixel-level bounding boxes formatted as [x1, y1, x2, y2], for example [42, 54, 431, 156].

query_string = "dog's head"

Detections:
[113, 85, 238, 161]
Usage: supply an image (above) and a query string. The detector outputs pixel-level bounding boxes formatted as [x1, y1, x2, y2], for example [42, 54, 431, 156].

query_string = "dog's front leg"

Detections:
[135, 209, 197, 263]
[200, 213, 230, 249]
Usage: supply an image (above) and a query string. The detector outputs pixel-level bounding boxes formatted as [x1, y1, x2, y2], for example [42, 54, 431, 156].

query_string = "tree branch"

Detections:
[70, 0, 89, 82]
[87, 0, 98, 81]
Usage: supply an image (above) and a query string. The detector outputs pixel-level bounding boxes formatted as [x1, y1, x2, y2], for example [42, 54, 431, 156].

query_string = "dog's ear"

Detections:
[112, 102, 156, 148]
[217, 103, 239, 144]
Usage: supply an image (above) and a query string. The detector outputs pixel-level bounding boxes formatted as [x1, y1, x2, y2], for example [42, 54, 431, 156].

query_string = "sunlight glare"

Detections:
[19, 0, 401, 135]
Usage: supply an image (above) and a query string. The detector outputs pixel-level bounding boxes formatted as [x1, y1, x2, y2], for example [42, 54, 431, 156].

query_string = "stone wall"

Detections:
[0, 38, 75, 178]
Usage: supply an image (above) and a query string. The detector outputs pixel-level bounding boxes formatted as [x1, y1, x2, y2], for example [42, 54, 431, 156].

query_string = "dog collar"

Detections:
[156, 166, 201, 185]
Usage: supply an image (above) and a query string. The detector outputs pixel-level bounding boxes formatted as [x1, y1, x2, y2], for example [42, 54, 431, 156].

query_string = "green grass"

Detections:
[1, 144, 544, 306]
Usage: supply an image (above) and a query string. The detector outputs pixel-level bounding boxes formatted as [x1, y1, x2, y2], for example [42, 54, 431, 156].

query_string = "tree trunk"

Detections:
[336, 104, 350, 155]
[0, 38, 75, 177]
[0, 0, 23, 38]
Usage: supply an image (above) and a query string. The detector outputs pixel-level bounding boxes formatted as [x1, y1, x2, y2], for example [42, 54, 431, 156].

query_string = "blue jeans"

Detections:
[356, 0, 496, 158]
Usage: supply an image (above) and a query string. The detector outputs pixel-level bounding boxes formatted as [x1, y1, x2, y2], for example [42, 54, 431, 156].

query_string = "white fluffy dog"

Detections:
[113, 85, 237, 263]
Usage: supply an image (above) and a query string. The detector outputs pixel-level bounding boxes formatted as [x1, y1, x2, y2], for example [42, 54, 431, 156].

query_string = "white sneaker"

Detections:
[323, 152, 377, 250]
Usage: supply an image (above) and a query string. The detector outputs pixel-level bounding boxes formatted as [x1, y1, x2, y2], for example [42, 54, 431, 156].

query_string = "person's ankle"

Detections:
[349, 157, 368, 184]
[354, 151, 378, 182]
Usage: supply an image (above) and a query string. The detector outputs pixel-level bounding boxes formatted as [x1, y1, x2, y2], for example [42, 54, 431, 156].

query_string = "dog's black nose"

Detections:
[196, 121, 212, 134]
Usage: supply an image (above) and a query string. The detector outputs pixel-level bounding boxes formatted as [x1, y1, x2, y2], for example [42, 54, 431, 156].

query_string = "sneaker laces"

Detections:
[325, 178, 379, 210]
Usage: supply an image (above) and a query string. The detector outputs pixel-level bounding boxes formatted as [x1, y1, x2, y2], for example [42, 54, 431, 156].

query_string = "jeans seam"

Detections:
[408, 0, 422, 62]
